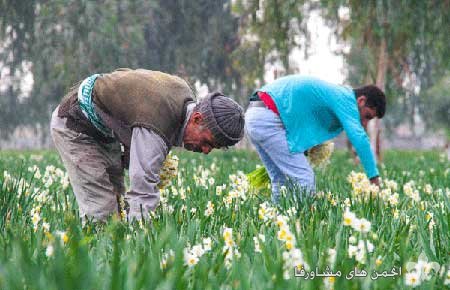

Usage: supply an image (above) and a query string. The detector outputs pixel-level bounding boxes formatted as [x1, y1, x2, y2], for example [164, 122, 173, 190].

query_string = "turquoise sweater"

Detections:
[260, 75, 379, 178]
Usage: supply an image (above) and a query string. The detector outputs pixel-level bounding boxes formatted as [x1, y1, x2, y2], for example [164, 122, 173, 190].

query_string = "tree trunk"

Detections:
[373, 37, 388, 162]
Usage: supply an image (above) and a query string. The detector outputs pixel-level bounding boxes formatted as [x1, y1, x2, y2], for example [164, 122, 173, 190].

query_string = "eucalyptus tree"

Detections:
[0, 0, 36, 139]
[231, 0, 310, 90]
[421, 74, 450, 142]
[319, 0, 450, 156]
[1, 0, 243, 143]
[141, 0, 242, 101]
[27, 0, 151, 122]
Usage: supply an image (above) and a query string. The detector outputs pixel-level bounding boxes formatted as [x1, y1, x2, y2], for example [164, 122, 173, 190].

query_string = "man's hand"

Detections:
[370, 176, 380, 186]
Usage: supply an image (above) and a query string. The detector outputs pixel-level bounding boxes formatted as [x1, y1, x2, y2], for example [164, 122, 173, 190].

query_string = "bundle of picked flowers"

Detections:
[247, 141, 334, 190]
[305, 141, 334, 169]
[159, 152, 179, 189]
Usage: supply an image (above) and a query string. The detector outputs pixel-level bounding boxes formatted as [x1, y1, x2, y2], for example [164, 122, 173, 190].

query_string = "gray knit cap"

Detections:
[196, 92, 245, 147]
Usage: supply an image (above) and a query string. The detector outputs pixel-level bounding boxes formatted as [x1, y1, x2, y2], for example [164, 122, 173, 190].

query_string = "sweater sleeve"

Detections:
[126, 127, 168, 220]
[333, 96, 379, 179]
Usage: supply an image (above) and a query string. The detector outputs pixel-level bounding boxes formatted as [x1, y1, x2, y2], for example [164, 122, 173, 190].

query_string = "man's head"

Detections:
[353, 85, 386, 128]
[183, 92, 245, 154]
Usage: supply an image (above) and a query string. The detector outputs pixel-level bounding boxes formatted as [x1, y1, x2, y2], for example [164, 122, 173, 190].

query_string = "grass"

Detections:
[0, 149, 448, 289]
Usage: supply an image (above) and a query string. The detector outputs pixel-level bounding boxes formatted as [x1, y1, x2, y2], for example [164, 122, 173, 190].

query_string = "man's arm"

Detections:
[345, 120, 379, 179]
[126, 127, 168, 220]
[333, 97, 379, 181]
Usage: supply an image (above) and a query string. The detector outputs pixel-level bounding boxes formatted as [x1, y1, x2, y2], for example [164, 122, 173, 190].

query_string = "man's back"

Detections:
[260, 75, 357, 153]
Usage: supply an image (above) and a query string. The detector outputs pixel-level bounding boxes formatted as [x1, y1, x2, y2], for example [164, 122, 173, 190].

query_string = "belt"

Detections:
[247, 100, 266, 109]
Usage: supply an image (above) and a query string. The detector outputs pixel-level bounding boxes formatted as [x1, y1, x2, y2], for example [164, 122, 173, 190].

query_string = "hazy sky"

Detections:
[264, 10, 345, 85]
[297, 11, 346, 84]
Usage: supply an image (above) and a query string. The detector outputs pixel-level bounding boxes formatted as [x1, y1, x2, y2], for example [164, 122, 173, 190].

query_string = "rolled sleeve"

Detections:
[126, 127, 168, 220]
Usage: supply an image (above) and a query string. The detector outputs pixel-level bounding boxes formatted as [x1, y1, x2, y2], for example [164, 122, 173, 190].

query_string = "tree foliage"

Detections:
[0, 0, 36, 138]
[231, 0, 310, 89]
[0, 0, 448, 143]
[422, 74, 450, 138]
[0, 0, 242, 140]
[319, 0, 450, 132]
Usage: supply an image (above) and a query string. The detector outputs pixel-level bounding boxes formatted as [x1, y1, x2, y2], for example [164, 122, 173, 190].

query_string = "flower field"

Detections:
[0, 149, 449, 289]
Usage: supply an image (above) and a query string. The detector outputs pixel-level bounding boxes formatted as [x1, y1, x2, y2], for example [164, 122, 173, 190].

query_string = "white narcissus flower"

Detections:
[283, 269, 290, 280]
[291, 248, 308, 270]
[388, 193, 399, 206]
[253, 237, 262, 253]
[166, 205, 174, 214]
[285, 239, 294, 251]
[444, 268, 450, 285]
[277, 226, 289, 241]
[403, 181, 414, 196]
[44, 176, 53, 188]
[223, 195, 233, 207]
[424, 184, 433, 194]
[184, 251, 199, 267]
[228, 190, 238, 199]
[282, 248, 309, 280]
[160, 249, 174, 270]
[405, 272, 421, 287]
[411, 190, 421, 202]
[204, 201, 214, 217]
[42, 222, 50, 233]
[352, 218, 371, 233]
[287, 207, 297, 217]
[222, 227, 240, 268]
[32, 212, 41, 227]
[355, 250, 366, 264]
[348, 245, 358, 258]
[405, 252, 441, 283]
[160, 257, 167, 270]
[343, 198, 351, 207]
[348, 236, 357, 244]
[202, 238, 212, 252]
[180, 189, 186, 200]
[191, 245, 205, 257]
[258, 234, 266, 242]
[45, 244, 54, 257]
[349, 239, 375, 264]
[357, 239, 374, 253]
[324, 276, 336, 290]
[224, 237, 234, 248]
[343, 209, 356, 226]
[223, 227, 235, 248]
[61, 176, 70, 190]
[393, 209, 400, 219]
[359, 218, 372, 233]
[223, 228, 233, 241]
[327, 248, 337, 266]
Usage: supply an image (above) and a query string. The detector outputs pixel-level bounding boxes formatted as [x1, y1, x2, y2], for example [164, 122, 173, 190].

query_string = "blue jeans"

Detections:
[245, 106, 315, 203]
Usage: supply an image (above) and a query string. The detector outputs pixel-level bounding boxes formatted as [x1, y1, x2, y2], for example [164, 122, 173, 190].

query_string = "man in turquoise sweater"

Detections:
[245, 75, 386, 203]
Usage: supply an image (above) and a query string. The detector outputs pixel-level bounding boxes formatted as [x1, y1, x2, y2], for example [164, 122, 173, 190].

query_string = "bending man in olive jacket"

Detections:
[51, 68, 245, 221]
